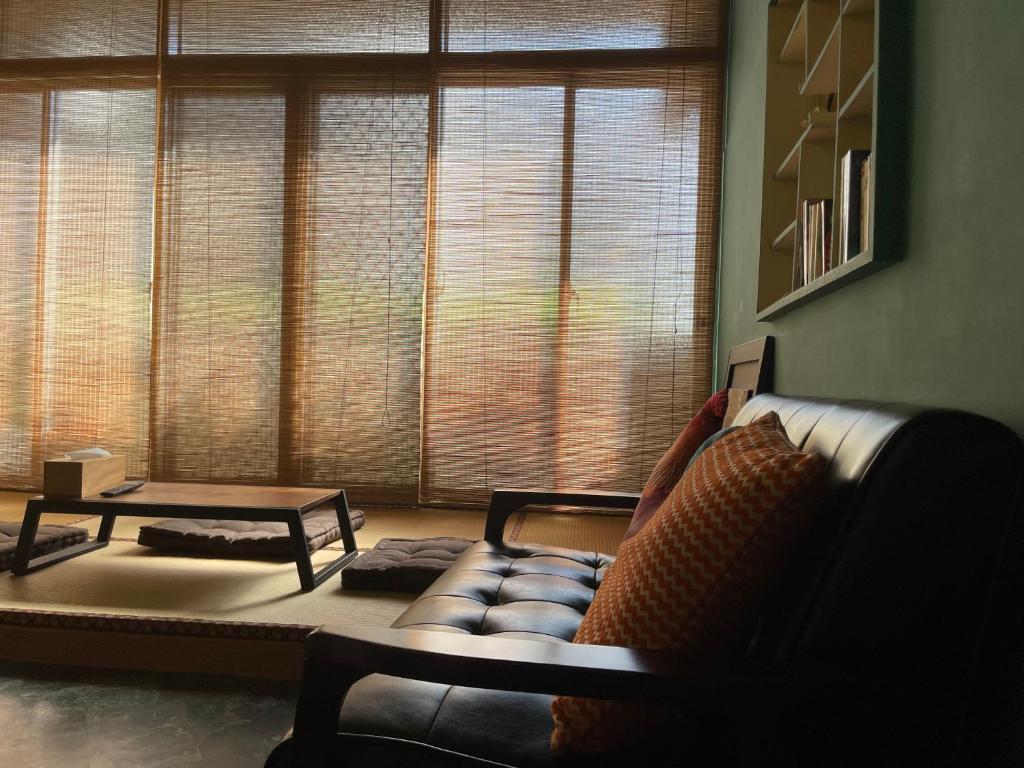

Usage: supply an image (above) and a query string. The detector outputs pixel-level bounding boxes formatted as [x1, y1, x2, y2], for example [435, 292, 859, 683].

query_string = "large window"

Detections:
[422, 69, 720, 502]
[0, 83, 155, 487]
[0, 0, 725, 504]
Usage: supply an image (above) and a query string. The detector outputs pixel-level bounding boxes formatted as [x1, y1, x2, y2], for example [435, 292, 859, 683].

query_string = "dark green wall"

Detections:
[716, 0, 1024, 433]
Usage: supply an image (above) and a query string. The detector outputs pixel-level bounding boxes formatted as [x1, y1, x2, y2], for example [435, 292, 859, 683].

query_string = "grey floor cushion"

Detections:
[0, 522, 89, 571]
[137, 507, 365, 558]
[341, 537, 477, 592]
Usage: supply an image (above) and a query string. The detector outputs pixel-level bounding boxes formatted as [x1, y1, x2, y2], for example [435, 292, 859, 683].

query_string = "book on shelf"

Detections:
[860, 155, 872, 255]
[836, 149, 871, 265]
[791, 211, 804, 291]
[792, 198, 833, 290]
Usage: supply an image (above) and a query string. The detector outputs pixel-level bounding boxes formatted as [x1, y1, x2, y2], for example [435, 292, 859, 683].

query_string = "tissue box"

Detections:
[43, 455, 127, 499]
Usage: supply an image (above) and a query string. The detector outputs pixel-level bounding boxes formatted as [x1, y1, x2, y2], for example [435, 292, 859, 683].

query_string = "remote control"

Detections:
[101, 480, 146, 497]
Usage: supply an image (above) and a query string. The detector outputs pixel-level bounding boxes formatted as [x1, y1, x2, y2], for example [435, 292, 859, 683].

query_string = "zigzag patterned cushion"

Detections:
[550, 411, 826, 754]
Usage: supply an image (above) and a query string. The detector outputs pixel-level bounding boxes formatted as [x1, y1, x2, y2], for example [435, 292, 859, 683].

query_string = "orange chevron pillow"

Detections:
[550, 411, 825, 755]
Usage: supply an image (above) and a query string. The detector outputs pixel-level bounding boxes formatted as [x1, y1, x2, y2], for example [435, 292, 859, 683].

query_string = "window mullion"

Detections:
[149, 0, 170, 477]
[29, 88, 53, 481]
[429, 0, 444, 56]
[278, 81, 313, 485]
[553, 82, 576, 488]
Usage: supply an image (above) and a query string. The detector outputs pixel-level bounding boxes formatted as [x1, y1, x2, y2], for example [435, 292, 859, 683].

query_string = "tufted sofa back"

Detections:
[732, 395, 1023, 759]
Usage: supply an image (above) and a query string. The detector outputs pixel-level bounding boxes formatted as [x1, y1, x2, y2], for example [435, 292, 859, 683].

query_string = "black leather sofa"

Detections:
[267, 395, 1024, 767]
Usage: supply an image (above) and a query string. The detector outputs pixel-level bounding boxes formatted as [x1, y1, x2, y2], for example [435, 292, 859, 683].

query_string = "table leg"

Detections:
[97, 513, 117, 542]
[12, 499, 110, 576]
[289, 516, 317, 592]
[288, 494, 361, 592]
[12, 499, 42, 575]
[333, 491, 358, 556]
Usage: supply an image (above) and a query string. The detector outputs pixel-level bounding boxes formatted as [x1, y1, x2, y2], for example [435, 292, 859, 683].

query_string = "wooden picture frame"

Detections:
[723, 336, 775, 427]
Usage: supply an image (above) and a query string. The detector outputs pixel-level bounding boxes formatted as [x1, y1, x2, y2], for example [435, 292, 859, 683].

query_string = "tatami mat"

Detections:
[0, 489, 628, 677]
[0, 493, 626, 628]
[0, 540, 413, 627]
[509, 511, 630, 554]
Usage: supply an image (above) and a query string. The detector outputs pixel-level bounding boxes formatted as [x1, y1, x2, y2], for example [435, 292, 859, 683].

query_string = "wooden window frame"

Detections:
[0, 0, 727, 494]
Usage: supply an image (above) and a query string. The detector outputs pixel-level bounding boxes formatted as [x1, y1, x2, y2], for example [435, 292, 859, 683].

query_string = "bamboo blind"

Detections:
[0, 0, 159, 487]
[0, 0, 157, 59]
[443, 0, 720, 51]
[0, 0, 724, 504]
[421, 67, 721, 503]
[167, 0, 430, 54]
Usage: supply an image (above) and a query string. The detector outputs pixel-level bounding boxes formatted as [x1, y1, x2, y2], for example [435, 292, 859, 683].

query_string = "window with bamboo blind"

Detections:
[0, 0, 725, 505]
[0, 0, 158, 486]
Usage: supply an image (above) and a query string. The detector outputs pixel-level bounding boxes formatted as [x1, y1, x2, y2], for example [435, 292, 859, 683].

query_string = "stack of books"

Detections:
[791, 149, 873, 290]
[792, 198, 832, 290]
[836, 149, 872, 265]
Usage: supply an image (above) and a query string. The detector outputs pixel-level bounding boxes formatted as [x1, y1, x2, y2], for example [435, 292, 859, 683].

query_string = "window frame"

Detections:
[0, 0, 726, 496]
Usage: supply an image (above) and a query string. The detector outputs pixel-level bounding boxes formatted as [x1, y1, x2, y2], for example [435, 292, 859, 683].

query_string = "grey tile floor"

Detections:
[0, 662, 297, 768]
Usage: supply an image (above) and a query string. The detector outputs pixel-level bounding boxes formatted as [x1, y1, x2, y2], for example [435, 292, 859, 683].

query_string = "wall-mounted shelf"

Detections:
[839, 65, 874, 118]
[757, 251, 880, 321]
[773, 118, 834, 181]
[754, 0, 908, 321]
[779, 2, 807, 65]
[771, 220, 798, 252]
[801, 15, 840, 95]
[843, 0, 874, 15]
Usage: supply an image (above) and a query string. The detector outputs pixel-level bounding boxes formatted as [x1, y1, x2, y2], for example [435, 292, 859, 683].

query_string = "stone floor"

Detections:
[0, 662, 297, 767]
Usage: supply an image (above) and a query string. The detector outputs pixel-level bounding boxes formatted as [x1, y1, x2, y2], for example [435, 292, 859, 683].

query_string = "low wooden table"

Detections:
[12, 483, 359, 592]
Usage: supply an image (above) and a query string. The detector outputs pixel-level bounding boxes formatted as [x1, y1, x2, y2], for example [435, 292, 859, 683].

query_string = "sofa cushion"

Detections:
[624, 389, 727, 540]
[318, 542, 620, 766]
[390, 540, 614, 642]
[341, 537, 477, 592]
[339, 675, 560, 768]
[551, 411, 826, 755]
[331, 674, 700, 768]
[0, 522, 89, 571]
[136, 507, 364, 558]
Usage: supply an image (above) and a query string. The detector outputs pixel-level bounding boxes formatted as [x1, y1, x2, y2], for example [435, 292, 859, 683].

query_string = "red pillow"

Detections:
[623, 389, 727, 540]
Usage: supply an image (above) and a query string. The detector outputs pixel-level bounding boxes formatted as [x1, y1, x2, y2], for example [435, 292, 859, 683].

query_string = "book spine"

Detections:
[838, 153, 850, 265]
[860, 154, 872, 254]
[803, 200, 813, 285]
[822, 199, 833, 273]
[813, 201, 823, 279]
[792, 209, 803, 290]
[839, 149, 870, 262]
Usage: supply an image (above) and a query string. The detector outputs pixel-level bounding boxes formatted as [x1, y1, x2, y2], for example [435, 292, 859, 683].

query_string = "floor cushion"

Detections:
[0, 522, 89, 571]
[136, 507, 365, 558]
[341, 537, 477, 592]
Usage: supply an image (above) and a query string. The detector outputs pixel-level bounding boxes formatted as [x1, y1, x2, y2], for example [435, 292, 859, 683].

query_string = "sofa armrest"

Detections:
[289, 625, 788, 766]
[306, 625, 778, 706]
[485, 487, 642, 543]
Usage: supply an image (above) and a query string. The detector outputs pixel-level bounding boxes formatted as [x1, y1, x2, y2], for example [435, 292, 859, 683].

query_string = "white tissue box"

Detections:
[43, 455, 127, 499]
